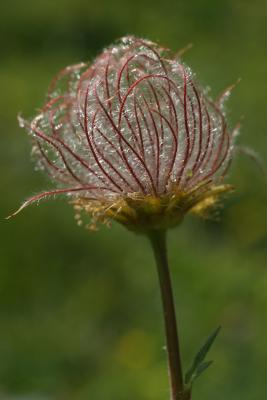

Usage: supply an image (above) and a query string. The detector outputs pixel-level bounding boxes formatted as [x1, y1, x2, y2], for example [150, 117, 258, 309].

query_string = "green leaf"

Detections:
[194, 360, 213, 379]
[185, 326, 221, 386]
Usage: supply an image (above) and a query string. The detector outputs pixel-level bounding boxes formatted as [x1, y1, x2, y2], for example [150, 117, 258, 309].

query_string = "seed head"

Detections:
[14, 36, 234, 232]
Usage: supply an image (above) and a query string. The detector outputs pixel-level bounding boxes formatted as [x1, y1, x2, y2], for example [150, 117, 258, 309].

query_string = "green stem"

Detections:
[148, 230, 185, 400]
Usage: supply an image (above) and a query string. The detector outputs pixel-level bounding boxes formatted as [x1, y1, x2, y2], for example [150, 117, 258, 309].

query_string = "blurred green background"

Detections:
[1, 0, 267, 399]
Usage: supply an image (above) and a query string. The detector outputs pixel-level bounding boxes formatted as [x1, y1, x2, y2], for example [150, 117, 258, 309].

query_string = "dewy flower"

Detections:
[15, 36, 234, 232]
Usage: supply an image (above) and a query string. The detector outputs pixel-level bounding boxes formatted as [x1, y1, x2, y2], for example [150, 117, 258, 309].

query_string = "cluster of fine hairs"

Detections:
[15, 36, 235, 224]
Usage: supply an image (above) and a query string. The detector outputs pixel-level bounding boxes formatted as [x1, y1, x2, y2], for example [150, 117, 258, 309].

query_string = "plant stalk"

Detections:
[148, 230, 186, 400]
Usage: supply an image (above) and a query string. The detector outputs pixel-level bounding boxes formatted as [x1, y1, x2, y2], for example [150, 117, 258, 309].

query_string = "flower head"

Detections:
[15, 36, 234, 232]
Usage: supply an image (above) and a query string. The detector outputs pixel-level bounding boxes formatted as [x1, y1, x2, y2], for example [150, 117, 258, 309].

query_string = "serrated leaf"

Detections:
[185, 326, 221, 385]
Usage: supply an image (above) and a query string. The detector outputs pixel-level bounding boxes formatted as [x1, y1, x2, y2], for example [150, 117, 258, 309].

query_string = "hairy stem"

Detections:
[148, 230, 186, 400]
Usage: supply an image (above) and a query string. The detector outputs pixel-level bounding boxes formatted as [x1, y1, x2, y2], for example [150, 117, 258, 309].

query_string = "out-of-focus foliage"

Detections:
[0, 0, 267, 399]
